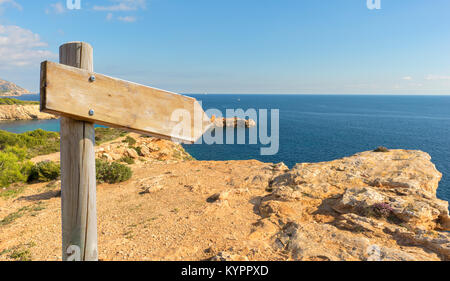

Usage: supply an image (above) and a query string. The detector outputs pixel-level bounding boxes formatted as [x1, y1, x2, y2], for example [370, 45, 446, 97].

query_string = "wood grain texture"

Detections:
[40, 61, 212, 143]
[59, 42, 98, 261]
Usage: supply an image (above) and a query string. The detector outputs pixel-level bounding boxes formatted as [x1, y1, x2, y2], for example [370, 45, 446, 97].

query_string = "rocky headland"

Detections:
[0, 104, 57, 121]
[0, 134, 448, 261]
[0, 79, 30, 96]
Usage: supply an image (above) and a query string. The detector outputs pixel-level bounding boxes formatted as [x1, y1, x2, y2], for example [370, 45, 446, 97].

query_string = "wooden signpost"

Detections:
[40, 42, 211, 261]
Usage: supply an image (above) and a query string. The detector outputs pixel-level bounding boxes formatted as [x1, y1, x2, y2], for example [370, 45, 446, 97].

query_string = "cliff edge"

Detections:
[0, 104, 57, 121]
[0, 139, 448, 261]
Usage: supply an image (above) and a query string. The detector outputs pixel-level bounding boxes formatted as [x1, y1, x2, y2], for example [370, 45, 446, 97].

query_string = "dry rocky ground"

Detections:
[0, 134, 449, 261]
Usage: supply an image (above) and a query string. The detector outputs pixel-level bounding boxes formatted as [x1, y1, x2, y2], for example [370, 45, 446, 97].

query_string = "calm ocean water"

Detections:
[2, 94, 450, 203]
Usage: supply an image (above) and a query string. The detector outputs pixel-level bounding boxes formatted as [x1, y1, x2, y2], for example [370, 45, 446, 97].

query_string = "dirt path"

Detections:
[0, 159, 283, 261]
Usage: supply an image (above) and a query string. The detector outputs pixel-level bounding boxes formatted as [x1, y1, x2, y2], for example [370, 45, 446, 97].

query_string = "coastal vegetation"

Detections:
[0, 98, 39, 105]
[0, 146, 31, 187]
[96, 159, 132, 184]
[123, 135, 137, 146]
[119, 156, 135, 165]
[27, 161, 60, 183]
[0, 128, 133, 192]
[0, 129, 60, 158]
[95, 127, 128, 144]
[374, 146, 390, 153]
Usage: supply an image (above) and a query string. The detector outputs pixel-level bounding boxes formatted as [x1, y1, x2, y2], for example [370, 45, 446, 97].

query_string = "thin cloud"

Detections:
[46, 2, 65, 14]
[402, 76, 413, 81]
[0, 0, 22, 12]
[118, 16, 137, 22]
[0, 25, 57, 68]
[425, 74, 450, 81]
[93, 0, 146, 11]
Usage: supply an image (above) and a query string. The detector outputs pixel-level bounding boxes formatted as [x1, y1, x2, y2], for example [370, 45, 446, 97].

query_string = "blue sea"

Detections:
[2, 94, 450, 203]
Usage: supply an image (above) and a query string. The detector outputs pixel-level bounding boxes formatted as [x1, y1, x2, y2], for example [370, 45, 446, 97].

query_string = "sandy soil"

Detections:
[0, 159, 283, 261]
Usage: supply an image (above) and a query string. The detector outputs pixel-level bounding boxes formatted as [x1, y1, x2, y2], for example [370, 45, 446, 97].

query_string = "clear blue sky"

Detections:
[1, 0, 450, 94]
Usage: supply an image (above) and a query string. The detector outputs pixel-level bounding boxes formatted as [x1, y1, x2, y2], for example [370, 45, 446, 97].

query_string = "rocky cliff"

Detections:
[0, 140, 448, 261]
[0, 104, 57, 120]
[0, 79, 30, 96]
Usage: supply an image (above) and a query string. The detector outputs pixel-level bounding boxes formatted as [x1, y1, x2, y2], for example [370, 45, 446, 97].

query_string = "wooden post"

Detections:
[59, 42, 98, 261]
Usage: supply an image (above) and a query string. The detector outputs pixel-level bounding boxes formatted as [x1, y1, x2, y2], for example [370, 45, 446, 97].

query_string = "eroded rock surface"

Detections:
[0, 79, 30, 96]
[1, 148, 449, 261]
[257, 149, 450, 260]
[0, 105, 57, 120]
[95, 134, 194, 163]
[213, 117, 256, 128]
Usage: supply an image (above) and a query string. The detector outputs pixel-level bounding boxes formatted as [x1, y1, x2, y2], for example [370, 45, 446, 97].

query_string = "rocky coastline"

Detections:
[0, 133, 449, 261]
[0, 104, 57, 121]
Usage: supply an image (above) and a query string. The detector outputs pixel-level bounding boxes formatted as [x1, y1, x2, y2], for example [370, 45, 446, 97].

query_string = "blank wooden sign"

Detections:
[40, 61, 212, 143]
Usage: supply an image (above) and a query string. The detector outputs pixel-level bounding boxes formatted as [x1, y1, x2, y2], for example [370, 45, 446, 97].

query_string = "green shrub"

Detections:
[0, 151, 28, 187]
[0, 98, 39, 105]
[96, 159, 132, 184]
[374, 146, 389, 153]
[132, 146, 143, 156]
[9, 248, 32, 261]
[0, 128, 130, 188]
[119, 156, 135, 165]
[20, 161, 34, 180]
[122, 136, 136, 146]
[0, 129, 59, 158]
[3, 146, 28, 161]
[27, 161, 61, 183]
[95, 127, 128, 144]
[0, 129, 60, 188]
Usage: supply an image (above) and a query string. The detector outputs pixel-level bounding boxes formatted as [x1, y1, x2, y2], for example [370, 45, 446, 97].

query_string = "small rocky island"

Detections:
[213, 117, 256, 128]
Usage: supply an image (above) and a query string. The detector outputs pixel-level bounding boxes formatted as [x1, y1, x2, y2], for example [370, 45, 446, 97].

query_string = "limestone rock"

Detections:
[146, 142, 160, 152]
[333, 187, 385, 214]
[0, 105, 57, 120]
[271, 150, 442, 200]
[213, 117, 256, 128]
[125, 148, 139, 159]
[16, 145, 450, 261]
[92, 133, 194, 164]
[256, 149, 450, 260]
[210, 251, 249, 261]
[272, 162, 289, 172]
[333, 186, 449, 231]
[207, 191, 230, 203]
[101, 153, 113, 162]
[140, 145, 151, 157]
[258, 200, 296, 219]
